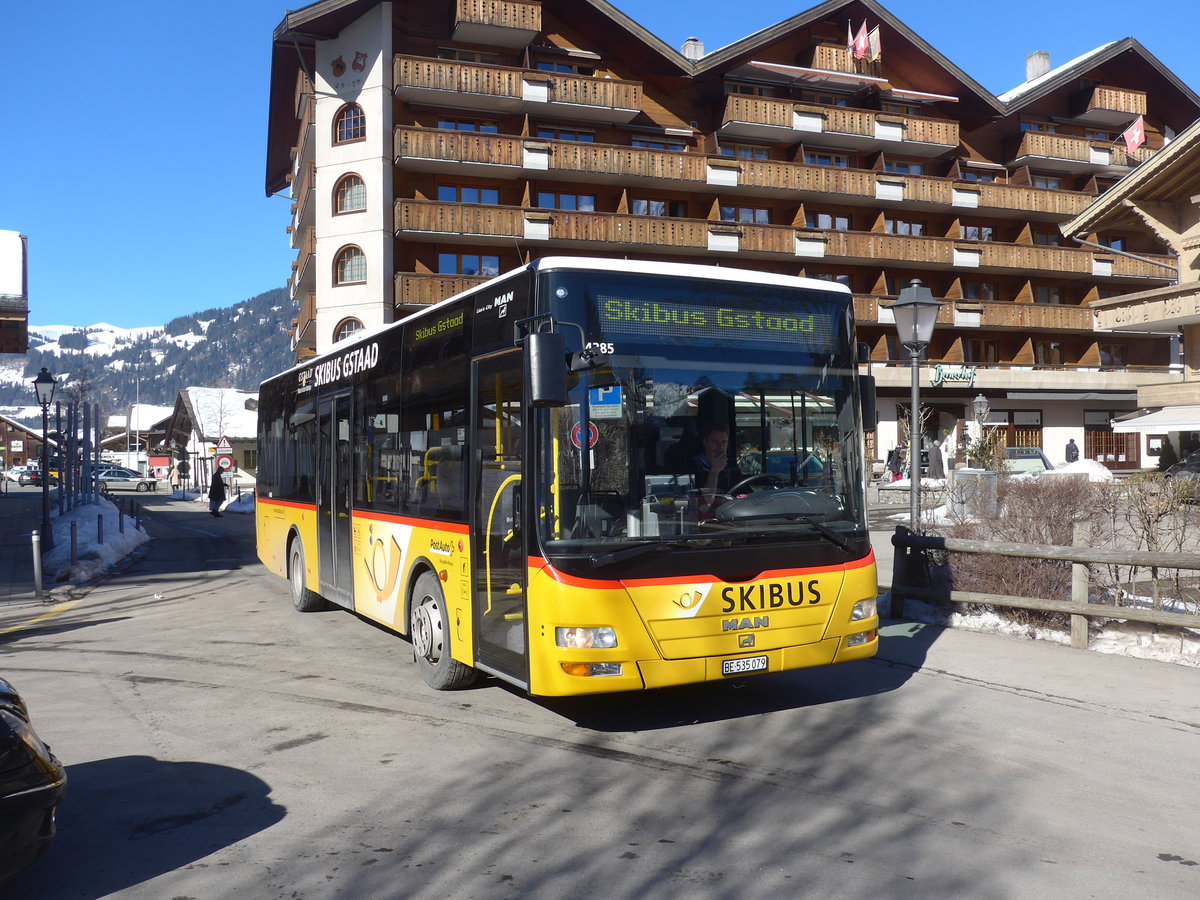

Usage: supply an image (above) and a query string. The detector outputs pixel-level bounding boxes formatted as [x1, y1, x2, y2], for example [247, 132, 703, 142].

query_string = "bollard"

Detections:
[119, 506, 125, 534]
[32, 530, 43, 601]
[70, 521, 78, 564]
[97, 514, 104, 545]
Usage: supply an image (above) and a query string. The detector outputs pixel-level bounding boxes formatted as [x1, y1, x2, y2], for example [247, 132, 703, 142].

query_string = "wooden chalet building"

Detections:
[264, 0, 1200, 470]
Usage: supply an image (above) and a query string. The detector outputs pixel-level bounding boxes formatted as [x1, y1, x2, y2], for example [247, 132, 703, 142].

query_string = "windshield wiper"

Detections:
[589, 535, 718, 567]
[724, 514, 856, 553]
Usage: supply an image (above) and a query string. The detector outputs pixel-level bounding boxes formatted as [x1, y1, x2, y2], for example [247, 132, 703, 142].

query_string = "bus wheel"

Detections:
[410, 572, 477, 690]
[288, 539, 329, 612]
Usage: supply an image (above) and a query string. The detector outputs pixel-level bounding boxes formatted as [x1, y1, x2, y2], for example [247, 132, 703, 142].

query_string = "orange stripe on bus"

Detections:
[353, 509, 471, 534]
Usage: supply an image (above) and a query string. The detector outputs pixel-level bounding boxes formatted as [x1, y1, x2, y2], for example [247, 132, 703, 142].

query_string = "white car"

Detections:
[96, 466, 158, 492]
[4, 466, 33, 483]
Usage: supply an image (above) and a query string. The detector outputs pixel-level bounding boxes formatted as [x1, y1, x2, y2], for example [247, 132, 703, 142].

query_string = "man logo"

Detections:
[738, 634, 756, 648]
[674, 591, 702, 610]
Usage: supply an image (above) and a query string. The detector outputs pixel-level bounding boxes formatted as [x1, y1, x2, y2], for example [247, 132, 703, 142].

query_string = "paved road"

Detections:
[2, 496, 1199, 899]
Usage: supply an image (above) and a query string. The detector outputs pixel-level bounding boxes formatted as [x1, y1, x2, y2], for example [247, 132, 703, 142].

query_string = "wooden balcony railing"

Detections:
[854, 296, 1095, 331]
[290, 162, 315, 215]
[823, 231, 952, 265]
[551, 140, 706, 181]
[976, 183, 1093, 217]
[736, 158, 877, 194]
[395, 272, 488, 308]
[1075, 85, 1148, 119]
[1107, 251, 1178, 279]
[395, 199, 525, 237]
[722, 94, 794, 130]
[395, 127, 524, 167]
[455, 0, 541, 33]
[721, 95, 958, 147]
[1012, 130, 1144, 167]
[547, 211, 709, 248]
[808, 43, 856, 73]
[393, 55, 642, 114]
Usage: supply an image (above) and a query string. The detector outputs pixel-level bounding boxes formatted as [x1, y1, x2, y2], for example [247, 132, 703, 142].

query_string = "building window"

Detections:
[631, 137, 686, 152]
[334, 174, 366, 214]
[437, 184, 499, 205]
[1034, 286, 1064, 304]
[1034, 231, 1062, 246]
[1085, 129, 1113, 141]
[884, 161, 924, 175]
[1033, 175, 1062, 190]
[334, 318, 365, 343]
[536, 60, 595, 76]
[632, 198, 687, 217]
[1034, 341, 1065, 366]
[334, 104, 366, 144]
[961, 224, 994, 241]
[1098, 236, 1126, 251]
[437, 117, 499, 133]
[720, 205, 770, 224]
[720, 144, 770, 160]
[439, 48, 501, 65]
[965, 339, 998, 363]
[334, 246, 366, 285]
[536, 125, 593, 142]
[438, 252, 500, 277]
[536, 191, 595, 211]
[802, 91, 849, 107]
[962, 282, 998, 301]
[805, 211, 850, 230]
[805, 151, 852, 168]
[1099, 344, 1127, 369]
[242, 448, 258, 470]
[726, 82, 776, 97]
[885, 218, 925, 236]
[1021, 121, 1057, 133]
[813, 273, 853, 288]
[881, 101, 921, 116]
[959, 166, 1000, 183]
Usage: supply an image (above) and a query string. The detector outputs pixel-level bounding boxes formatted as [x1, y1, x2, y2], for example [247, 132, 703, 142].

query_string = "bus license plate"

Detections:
[722, 655, 768, 676]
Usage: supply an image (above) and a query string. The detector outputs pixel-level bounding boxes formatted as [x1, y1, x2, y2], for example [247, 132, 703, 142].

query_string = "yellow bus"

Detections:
[256, 258, 879, 696]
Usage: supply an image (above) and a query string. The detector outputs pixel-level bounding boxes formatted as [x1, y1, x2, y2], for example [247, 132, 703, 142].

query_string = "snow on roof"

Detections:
[997, 42, 1119, 103]
[183, 387, 258, 441]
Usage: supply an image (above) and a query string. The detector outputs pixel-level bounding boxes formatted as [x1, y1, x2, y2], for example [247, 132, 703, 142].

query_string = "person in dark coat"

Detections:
[1065, 438, 1079, 463]
[926, 438, 945, 479]
[209, 469, 227, 517]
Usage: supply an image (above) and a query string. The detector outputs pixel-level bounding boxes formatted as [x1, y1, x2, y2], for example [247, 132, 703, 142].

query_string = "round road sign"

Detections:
[216, 455, 234, 471]
[570, 422, 599, 450]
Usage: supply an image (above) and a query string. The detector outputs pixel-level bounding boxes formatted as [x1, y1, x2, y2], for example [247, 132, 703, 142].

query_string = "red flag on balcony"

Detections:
[852, 22, 870, 59]
[1121, 115, 1146, 153]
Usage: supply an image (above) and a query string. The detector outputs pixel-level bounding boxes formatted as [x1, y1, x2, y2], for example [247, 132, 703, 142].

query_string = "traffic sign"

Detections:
[216, 436, 233, 453]
[570, 421, 599, 450]
[216, 455, 234, 471]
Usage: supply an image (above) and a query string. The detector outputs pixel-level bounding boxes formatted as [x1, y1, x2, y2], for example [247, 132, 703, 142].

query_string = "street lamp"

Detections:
[32, 367, 57, 552]
[887, 280, 941, 530]
[972, 393, 990, 466]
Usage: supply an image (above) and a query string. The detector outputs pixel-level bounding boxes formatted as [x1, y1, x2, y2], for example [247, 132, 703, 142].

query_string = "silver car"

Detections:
[96, 466, 158, 492]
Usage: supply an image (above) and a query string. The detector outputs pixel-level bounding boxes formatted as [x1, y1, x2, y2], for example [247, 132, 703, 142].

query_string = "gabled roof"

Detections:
[1061, 115, 1200, 236]
[998, 37, 1200, 113]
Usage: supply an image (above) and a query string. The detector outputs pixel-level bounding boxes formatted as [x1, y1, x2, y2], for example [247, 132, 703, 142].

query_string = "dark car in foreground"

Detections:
[1165, 449, 1200, 483]
[0, 677, 67, 883]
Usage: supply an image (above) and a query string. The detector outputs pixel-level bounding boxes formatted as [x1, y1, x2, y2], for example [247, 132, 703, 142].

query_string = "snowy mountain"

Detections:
[0, 288, 295, 425]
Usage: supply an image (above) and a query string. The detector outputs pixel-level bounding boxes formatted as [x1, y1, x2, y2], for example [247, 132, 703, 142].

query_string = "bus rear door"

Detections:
[471, 351, 528, 685]
[317, 393, 354, 607]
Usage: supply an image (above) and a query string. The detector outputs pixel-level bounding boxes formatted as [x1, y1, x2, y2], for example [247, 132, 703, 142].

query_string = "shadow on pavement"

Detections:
[4, 756, 286, 899]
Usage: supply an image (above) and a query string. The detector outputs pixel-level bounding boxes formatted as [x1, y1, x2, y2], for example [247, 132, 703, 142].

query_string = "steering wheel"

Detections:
[726, 473, 786, 496]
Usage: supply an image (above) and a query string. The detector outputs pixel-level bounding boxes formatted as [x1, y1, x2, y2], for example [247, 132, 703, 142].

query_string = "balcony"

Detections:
[290, 228, 315, 297]
[452, 0, 541, 49]
[395, 199, 525, 242]
[395, 272, 488, 309]
[394, 55, 642, 123]
[1007, 130, 1145, 175]
[719, 95, 959, 156]
[291, 292, 316, 354]
[290, 161, 315, 242]
[1069, 85, 1148, 127]
[855, 295, 1095, 331]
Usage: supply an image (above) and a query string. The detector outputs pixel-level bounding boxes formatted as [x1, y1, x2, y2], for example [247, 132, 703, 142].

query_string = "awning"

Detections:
[1111, 405, 1200, 434]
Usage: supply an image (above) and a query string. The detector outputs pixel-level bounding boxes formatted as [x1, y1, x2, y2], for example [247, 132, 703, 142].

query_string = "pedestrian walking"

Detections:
[1065, 438, 1079, 464]
[927, 438, 945, 479]
[169, 465, 180, 493]
[209, 469, 226, 517]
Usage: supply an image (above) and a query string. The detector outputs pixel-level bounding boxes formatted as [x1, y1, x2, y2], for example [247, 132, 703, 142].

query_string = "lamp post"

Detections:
[887, 281, 941, 530]
[972, 393, 990, 466]
[32, 367, 57, 552]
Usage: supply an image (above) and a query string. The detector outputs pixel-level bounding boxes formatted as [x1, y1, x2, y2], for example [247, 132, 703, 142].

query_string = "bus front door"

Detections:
[317, 393, 354, 607]
[471, 351, 528, 685]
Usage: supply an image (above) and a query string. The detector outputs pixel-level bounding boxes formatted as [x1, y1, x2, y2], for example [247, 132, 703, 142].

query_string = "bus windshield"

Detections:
[534, 269, 868, 571]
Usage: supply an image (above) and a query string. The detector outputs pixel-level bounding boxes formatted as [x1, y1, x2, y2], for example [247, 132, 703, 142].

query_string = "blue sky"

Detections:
[2, 0, 1197, 329]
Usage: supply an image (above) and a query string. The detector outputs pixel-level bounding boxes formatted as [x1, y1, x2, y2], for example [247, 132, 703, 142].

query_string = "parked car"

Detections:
[3, 467, 32, 484]
[1005, 446, 1055, 475]
[1164, 449, 1200, 482]
[0, 676, 67, 883]
[95, 466, 158, 492]
[17, 469, 57, 487]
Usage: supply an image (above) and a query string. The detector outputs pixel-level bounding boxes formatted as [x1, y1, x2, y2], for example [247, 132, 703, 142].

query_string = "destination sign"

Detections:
[595, 294, 838, 350]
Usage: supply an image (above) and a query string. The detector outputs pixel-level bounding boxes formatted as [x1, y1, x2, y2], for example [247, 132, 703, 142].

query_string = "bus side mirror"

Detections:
[528, 331, 568, 408]
[859, 374, 877, 433]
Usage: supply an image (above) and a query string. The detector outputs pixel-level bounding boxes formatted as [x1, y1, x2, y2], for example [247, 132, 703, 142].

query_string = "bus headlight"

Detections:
[556, 627, 618, 649]
[850, 598, 877, 622]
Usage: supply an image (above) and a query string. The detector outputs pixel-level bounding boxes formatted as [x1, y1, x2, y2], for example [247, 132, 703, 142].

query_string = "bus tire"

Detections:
[288, 538, 329, 612]
[410, 571, 477, 690]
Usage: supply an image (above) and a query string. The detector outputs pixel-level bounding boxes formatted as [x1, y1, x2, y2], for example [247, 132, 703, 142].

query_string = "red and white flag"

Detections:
[852, 22, 870, 60]
[1121, 115, 1146, 153]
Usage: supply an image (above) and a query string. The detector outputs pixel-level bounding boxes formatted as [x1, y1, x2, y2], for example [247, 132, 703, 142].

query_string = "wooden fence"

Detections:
[888, 525, 1200, 650]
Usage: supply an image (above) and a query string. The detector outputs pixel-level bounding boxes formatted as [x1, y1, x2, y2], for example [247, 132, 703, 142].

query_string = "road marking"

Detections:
[0, 600, 82, 635]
